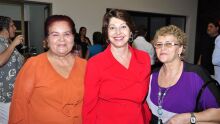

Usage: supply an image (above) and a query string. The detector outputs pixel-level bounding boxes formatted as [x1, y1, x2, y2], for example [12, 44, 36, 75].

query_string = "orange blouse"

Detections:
[9, 53, 86, 124]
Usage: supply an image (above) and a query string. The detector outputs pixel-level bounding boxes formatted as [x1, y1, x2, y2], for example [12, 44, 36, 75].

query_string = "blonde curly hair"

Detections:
[152, 25, 187, 60]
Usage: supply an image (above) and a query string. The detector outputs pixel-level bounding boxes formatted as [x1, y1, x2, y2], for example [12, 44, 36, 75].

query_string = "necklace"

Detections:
[157, 87, 170, 124]
[157, 62, 182, 124]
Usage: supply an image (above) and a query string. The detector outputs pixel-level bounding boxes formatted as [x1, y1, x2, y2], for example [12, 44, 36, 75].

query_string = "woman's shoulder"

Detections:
[86, 48, 114, 71]
[132, 47, 151, 62]
[28, 52, 47, 61]
[75, 56, 87, 66]
[25, 53, 47, 66]
[87, 54, 104, 67]
[21, 53, 47, 71]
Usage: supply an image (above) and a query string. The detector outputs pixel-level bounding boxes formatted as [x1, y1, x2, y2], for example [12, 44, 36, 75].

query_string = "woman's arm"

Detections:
[195, 108, 220, 123]
[167, 108, 220, 124]
[82, 59, 100, 124]
[8, 59, 36, 124]
[0, 35, 23, 66]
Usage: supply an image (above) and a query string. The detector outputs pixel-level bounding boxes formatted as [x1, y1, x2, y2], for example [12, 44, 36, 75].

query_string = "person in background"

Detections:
[147, 25, 219, 124]
[0, 16, 24, 124]
[132, 26, 155, 65]
[212, 21, 220, 84]
[198, 20, 219, 75]
[83, 9, 151, 124]
[72, 41, 82, 57]
[9, 15, 87, 124]
[42, 39, 49, 52]
[85, 31, 104, 59]
[78, 27, 91, 58]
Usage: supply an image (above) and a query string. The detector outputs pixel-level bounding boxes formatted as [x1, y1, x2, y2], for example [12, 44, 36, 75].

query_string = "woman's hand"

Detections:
[11, 35, 24, 47]
[166, 113, 190, 124]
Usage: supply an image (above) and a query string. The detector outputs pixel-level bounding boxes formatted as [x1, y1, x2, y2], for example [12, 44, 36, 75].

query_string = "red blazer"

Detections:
[83, 45, 151, 124]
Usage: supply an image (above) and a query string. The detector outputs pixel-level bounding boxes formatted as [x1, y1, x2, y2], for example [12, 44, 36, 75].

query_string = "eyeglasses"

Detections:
[154, 42, 180, 49]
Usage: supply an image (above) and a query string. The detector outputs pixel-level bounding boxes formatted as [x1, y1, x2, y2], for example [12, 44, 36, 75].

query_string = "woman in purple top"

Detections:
[147, 25, 220, 124]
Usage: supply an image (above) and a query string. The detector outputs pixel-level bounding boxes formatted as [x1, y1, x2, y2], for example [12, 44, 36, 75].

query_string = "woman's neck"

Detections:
[47, 51, 75, 79]
[158, 60, 183, 87]
[47, 51, 73, 62]
[111, 44, 131, 69]
[110, 44, 129, 56]
[162, 60, 182, 74]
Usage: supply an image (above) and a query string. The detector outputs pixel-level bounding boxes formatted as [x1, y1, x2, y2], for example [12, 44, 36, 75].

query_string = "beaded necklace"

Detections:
[157, 62, 182, 123]
[157, 87, 170, 124]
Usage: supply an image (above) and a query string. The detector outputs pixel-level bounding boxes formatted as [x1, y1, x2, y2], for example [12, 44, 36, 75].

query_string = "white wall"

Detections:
[26, 0, 198, 63]
[0, 4, 31, 21]
[0, 4, 22, 21]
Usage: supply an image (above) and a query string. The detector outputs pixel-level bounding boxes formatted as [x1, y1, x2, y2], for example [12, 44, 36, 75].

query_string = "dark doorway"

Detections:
[194, 0, 220, 63]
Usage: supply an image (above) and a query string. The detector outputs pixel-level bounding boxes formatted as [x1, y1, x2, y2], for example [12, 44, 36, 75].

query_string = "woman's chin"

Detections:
[50, 50, 71, 57]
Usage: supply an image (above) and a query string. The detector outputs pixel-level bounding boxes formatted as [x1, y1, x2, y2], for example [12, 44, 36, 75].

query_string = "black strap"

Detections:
[195, 79, 220, 112]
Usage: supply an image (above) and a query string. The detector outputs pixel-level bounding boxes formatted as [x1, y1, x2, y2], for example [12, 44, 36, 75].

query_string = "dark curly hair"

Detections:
[0, 16, 12, 32]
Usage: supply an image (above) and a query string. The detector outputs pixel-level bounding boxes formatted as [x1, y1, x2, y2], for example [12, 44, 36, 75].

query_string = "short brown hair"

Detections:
[0, 16, 12, 32]
[102, 9, 135, 40]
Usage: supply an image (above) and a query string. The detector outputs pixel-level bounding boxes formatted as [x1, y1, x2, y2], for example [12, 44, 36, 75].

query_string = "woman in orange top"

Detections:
[9, 15, 86, 124]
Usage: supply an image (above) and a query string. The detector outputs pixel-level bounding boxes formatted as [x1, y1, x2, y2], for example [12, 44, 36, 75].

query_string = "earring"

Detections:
[106, 39, 110, 44]
[129, 33, 133, 42]
[178, 53, 181, 58]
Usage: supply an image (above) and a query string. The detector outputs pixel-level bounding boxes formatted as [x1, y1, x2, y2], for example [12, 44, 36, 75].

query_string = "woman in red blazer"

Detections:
[83, 9, 151, 124]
